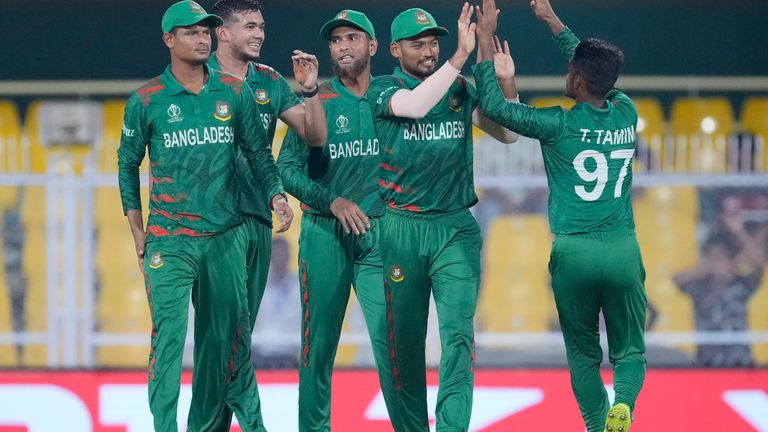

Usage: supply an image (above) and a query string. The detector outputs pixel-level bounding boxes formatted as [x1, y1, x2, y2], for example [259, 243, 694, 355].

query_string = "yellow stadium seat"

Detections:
[25, 101, 103, 175]
[634, 186, 699, 355]
[478, 215, 555, 334]
[749, 268, 768, 366]
[0, 100, 23, 173]
[19, 186, 49, 366]
[670, 97, 735, 173]
[527, 96, 575, 110]
[0, 101, 22, 209]
[99, 100, 126, 174]
[633, 97, 666, 173]
[740, 97, 768, 172]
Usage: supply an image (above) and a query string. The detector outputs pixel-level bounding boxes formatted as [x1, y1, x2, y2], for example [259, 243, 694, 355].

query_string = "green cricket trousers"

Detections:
[549, 230, 647, 432]
[381, 208, 482, 432]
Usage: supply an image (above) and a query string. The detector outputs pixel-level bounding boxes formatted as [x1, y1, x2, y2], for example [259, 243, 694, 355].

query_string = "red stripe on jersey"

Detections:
[152, 176, 174, 184]
[147, 225, 170, 236]
[380, 162, 402, 174]
[172, 227, 209, 237]
[300, 260, 311, 368]
[137, 84, 164, 95]
[176, 212, 201, 221]
[151, 194, 175, 203]
[300, 202, 313, 212]
[254, 64, 279, 80]
[379, 179, 403, 193]
[387, 201, 421, 213]
[384, 282, 401, 391]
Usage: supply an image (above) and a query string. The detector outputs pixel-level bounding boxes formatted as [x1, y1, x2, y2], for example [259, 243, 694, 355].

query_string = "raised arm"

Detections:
[282, 50, 327, 147]
[117, 93, 148, 271]
[388, 3, 476, 119]
[473, 42, 563, 142]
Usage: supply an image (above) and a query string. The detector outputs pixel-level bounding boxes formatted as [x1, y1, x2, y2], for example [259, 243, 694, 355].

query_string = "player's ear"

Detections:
[163, 31, 175, 49]
[215, 25, 228, 42]
[390, 41, 400, 59]
[369, 38, 379, 56]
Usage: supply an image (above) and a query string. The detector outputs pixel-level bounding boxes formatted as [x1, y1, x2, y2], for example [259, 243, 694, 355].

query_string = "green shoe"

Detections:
[605, 403, 631, 432]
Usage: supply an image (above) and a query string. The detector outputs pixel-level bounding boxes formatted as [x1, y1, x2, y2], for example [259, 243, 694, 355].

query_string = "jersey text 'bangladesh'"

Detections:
[118, 65, 283, 241]
[369, 67, 478, 214]
[278, 76, 384, 217]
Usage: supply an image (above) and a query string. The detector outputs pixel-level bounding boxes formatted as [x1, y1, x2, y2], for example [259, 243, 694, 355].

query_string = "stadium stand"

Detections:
[479, 214, 554, 334]
[740, 97, 768, 172]
[671, 97, 735, 173]
[633, 97, 666, 172]
[634, 186, 699, 356]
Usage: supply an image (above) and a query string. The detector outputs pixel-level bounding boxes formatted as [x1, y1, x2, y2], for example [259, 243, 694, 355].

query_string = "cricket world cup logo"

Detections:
[167, 104, 183, 123]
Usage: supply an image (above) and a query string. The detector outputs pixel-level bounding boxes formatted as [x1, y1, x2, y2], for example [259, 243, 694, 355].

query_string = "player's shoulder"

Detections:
[215, 70, 249, 97]
[369, 74, 405, 95]
[318, 80, 340, 102]
[250, 62, 284, 81]
[131, 75, 164, 106]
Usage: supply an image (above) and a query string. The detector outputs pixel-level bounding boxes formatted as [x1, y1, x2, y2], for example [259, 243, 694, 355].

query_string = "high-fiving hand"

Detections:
[493, 36, 516, 82]
[449, 2, 477, 69]
[475, 0, 499, 37]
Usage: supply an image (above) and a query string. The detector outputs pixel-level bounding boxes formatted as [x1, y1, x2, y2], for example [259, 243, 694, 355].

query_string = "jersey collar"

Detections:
[162, 64, 222, 95]
[392, 67, 422, 89]
[329, 75, 372, 100]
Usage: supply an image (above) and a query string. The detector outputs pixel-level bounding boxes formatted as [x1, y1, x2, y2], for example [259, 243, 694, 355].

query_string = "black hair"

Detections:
[211, 0, 262, 22]
[571, 38, 624, 98]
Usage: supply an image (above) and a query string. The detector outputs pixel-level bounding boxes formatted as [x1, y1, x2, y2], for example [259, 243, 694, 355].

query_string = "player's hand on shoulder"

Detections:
[271, 194, 294, 233]
[330, 197, 370, 235]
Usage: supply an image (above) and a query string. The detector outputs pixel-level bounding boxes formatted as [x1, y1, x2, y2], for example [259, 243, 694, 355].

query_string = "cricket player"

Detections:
[207, 0, 325, 429]
[276, 10, 399, 431]
[117, 1, 293, 431]
[473, 1, 647, 431]
[367, 3, 519, 430]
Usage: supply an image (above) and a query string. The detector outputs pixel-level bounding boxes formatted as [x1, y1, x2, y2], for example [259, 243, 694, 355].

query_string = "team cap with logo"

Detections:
[390, 8, 448, 42]
[319, 9, 376, 40]
[162, 0, 224, 33]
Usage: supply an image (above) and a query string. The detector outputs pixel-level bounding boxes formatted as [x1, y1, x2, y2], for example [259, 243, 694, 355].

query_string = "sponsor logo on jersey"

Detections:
[335, 114, 351, 134]
[255, 89, 270, 105]
[121, 123, 135, 137]
[390, 265, 404, 283]
[167, 104, 183, 123]
[148, 253, 164, 269]
[448, 94, 463, 112]
[336, 10, 349, 20]
[415, 11, 430, 25]
[214, 101, 231, 122]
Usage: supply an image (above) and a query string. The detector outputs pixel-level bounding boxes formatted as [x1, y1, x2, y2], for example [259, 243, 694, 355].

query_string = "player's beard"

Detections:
[332, 55, 369, 81]
[233, 42, 260, 63]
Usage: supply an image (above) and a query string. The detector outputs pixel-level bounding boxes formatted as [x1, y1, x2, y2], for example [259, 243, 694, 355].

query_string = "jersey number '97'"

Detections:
[573, 149, 635, 201]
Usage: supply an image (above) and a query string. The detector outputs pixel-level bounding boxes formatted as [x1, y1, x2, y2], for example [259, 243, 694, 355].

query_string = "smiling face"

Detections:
[391, 32, 439, 80]
[329, 26, 377, 80]
[223, 10, 265, 62]
[164, 23, 212, 66]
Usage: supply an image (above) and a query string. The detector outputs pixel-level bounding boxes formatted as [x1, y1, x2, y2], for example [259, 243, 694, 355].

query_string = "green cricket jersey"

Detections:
[368, 67, 478, 213]
[118, 65, 283, 241]
[277, 77, 384, 217]
[474, 27, 637, 235]
[208, 54, 301, 226]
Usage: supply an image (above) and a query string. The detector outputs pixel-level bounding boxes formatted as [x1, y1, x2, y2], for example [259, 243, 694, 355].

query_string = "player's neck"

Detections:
[215, 48, 249, 80]
[170, 60, 207, 94]
[575, 93, 606, 109]
[339, 70, 371, 97]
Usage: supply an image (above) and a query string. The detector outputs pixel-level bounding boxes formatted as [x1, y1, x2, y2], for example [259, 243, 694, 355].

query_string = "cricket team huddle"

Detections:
[117, 0, 645, 431]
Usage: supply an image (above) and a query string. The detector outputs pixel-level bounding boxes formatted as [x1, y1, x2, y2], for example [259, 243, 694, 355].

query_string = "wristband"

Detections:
[302, 84, 319, 98]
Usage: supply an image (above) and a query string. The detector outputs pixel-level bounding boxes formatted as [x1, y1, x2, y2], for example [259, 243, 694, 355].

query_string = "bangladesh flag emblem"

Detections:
[214, 101, 231, 121]
[255, 89, 270, 105]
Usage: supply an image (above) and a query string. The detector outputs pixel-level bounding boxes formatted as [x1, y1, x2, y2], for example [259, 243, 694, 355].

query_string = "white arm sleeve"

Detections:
[472, 96, 521, 144]
[389, 61, 461, 119]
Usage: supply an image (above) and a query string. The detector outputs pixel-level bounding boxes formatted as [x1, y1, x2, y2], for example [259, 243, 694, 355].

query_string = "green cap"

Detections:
[390, 8, 448, 42]
[161, 0, 224, 33]
[319, 9, 376, 40]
